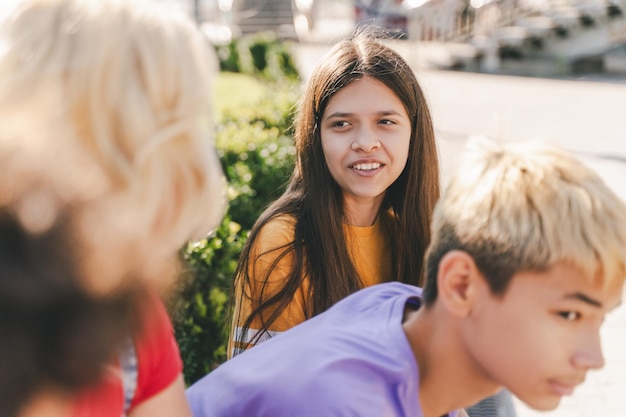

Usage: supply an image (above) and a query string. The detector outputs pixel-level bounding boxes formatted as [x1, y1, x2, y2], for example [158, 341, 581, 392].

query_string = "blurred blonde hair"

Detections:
[423, 136, 626, 303]
[0, 0, 226, 292]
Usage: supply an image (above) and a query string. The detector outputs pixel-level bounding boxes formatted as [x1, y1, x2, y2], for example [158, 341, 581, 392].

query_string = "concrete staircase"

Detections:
[407, 0, 626, 76]
[233, 0, 298, 39]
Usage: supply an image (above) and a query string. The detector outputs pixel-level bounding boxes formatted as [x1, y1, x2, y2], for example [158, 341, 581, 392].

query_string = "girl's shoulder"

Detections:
[254, 214, 297, 251]
[259, 213, 297, 235]
[268, 213, 297, 227]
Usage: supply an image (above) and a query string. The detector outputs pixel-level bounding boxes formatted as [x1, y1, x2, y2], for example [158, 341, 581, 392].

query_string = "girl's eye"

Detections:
[379, 119, 395, 125]
[331, 121, 349, 128]
[558, 311, 581, 321]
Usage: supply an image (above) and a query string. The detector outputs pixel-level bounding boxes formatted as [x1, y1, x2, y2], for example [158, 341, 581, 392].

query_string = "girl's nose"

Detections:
[351, 131, 381, 152]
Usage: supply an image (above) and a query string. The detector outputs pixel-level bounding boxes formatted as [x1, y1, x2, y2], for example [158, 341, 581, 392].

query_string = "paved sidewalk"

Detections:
[294, 41, 626, 417]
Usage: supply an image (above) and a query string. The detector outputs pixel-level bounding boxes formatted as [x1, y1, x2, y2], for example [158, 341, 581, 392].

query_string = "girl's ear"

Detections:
[436, 250, 480, 317]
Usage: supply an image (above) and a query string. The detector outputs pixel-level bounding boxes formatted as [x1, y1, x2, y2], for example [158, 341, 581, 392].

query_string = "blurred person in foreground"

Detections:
[0, 0, 226, 416]
[187, 137, 626, 417]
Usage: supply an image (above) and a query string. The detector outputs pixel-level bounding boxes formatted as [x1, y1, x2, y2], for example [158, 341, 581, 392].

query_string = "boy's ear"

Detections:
[437, 250, 480, 317]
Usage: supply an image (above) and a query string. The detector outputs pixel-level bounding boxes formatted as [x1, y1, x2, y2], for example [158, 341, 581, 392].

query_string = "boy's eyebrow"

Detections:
[563, 292, 602, 308]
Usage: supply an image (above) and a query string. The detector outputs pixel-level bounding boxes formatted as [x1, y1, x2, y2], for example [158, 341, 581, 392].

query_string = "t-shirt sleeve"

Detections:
[130, 293, 183, 408]
[229, 215, 308, 357]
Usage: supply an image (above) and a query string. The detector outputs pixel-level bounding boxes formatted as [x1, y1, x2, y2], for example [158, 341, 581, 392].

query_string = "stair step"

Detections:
[238, 16, 294, 25]
[515, 16, 556, 38]
[234, 0, 296, 37]
[494, 26, 530, 46]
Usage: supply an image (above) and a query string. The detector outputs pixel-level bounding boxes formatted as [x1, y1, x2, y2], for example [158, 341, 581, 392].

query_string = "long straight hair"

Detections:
[233, 28, 440, 346]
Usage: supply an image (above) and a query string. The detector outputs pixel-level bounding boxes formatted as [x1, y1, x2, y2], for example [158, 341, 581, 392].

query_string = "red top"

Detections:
[72, 294, 183, 416]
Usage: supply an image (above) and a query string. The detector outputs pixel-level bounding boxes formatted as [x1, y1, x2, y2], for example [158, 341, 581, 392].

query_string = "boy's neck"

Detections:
[402, 305, 502, 417]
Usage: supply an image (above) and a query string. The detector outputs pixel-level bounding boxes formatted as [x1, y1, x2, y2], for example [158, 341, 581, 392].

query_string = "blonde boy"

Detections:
[187, 138, 626, 417]
[417, 137, 626, 414]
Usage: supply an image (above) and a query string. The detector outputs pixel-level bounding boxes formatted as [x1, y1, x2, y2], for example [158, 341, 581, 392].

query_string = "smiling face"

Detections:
[463, 261, 623, 411]
[320, 76, 411, 219]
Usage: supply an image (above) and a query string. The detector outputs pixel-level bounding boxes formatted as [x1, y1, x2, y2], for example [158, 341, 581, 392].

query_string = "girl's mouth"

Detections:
[352, 162, 381, 171]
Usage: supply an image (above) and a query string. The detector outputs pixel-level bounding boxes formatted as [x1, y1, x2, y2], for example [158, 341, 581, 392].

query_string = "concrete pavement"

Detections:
[293, 41, 626, 417]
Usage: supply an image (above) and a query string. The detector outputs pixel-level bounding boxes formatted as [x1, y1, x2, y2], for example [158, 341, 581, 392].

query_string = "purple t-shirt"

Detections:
[187, 282, 459, 417]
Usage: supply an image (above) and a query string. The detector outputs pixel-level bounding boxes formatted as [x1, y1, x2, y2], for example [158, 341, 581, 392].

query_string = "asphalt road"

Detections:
[293, 41, 626, 417]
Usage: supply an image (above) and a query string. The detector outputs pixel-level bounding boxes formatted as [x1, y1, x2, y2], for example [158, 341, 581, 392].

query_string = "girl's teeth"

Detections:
[353, 163, 381, 171]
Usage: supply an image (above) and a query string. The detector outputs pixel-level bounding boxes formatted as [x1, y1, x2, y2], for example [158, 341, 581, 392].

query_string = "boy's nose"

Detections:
[572, 333, 605, 370]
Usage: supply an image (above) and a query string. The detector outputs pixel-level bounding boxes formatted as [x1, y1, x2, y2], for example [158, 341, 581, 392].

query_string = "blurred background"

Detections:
[166, 0, 626, 79]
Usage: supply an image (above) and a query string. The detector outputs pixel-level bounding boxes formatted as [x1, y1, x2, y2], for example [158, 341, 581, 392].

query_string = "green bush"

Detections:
[172, 216, 246, 383]
[214, 31, 300, 82]
[218, 119, 296, 231]
[215, 40, 241, 73]
[173, 61, 298, 385]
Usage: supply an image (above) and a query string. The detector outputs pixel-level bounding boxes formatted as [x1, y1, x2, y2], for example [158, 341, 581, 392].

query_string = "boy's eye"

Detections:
[558, 311, 581, 321]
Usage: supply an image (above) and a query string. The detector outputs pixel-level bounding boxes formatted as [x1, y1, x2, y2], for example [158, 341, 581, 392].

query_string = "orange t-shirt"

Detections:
[229, 212, 394, 357]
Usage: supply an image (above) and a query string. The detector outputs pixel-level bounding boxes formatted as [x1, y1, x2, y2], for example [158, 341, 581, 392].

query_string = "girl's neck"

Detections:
[343, 195, 384, 226]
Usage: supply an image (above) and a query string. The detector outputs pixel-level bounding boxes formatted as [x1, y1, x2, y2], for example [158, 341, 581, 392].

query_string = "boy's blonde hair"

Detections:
[423, 137, 626, 304]
[0, 0, 225, 292]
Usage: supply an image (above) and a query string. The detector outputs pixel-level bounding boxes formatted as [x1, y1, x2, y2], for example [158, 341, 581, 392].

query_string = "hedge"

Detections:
[171, 32, 299, 385]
